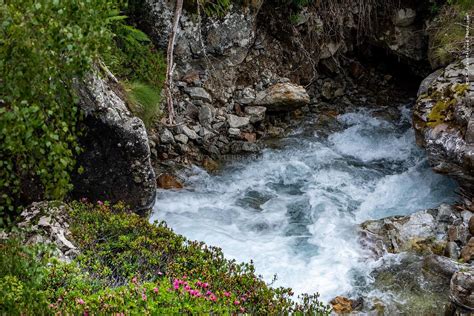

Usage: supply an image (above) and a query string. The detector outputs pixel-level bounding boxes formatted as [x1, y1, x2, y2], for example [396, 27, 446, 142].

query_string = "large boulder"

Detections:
[73, 73, 156, 212]
[254, 83, 310, 112]
[413, 59, 474, 197]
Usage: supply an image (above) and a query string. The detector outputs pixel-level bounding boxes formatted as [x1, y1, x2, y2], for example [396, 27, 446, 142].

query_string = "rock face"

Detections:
[73, 73, 156, 212]
[255, 83, 310, 112]
[413, 59, 474, 197]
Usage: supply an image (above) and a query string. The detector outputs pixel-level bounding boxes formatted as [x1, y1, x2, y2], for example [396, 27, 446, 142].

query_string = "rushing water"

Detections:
[151, 105, 457, 305]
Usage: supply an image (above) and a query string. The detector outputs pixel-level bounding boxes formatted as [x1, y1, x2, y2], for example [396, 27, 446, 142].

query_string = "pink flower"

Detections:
[234, 300, 240, 305]
[84, 312, 89, 316]
[153, 287, 159, 294]
[185, 285, 191, 291]
[196, 281, 202, 287]
[142, 293, 147, 301]
[224, 291, 231, 297]
[131, 277, 137, 284]
[77, 298, 85, 305]
[173, 279, 180, 290]
[240, 307, 245, 313]
[206, 290, 212, 296]
[202, 282, 209, 288]
[157, 271, 163, 276]
[209, 294, 217, 302]
[97, 200, 104, 206]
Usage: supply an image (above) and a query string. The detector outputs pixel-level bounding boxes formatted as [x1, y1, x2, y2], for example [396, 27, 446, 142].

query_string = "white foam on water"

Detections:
[151, 106, 457, 302]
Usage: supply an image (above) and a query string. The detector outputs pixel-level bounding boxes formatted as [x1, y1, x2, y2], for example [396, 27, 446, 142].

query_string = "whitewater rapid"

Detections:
[151, 106, 457, 302]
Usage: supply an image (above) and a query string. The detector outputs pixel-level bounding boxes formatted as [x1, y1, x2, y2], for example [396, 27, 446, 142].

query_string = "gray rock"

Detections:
[255, 83, 310, 112]
[423, 254, 464, 278]
[227, 114, 250, 128]
[199, 105, 214, 126]
[359, 204, 459, 256]
[244, 106, 266, 123]
[450, 268, 474, 310]
[184, 87, 212, 103]
[175, 134, 189, 144]
[181, 125, 199, 140]
[160, 128, 175, 144]
[17, 202, 79, 262]
[228, 128, 241, 136]
[73, 72, 156, 212]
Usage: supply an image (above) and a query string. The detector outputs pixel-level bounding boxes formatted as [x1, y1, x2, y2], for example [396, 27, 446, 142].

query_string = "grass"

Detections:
[124, 82, 162, 128]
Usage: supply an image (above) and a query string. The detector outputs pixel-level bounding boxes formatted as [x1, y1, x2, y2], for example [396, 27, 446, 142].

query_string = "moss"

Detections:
[425, 83, 468, 127]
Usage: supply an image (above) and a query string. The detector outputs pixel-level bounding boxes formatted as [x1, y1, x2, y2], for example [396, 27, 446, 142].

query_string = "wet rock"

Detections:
[469, 215, 474, 235]
[202, 157, 220, 172]
[227, 114, 250, 128]
[244, 105, 266, 123]
[157, 173, 183, 189]
[359, 204, 458, 256]
[423, 254, 464, 278]
[450, 268, 474, 310]
[414, 59, 474, 198]
[267, 126, 285, 137]
[255, 83, 310, 112]
[184, 87, 212, 103]
[392, 8, 416, 27]
[460, 237, 474, 262]
[160, 128, 175, 144]
[330, 296, 362, 314]
[445, 241, 461, 260]
[73, 72, 156, 212]
[175, 134, 189, 144]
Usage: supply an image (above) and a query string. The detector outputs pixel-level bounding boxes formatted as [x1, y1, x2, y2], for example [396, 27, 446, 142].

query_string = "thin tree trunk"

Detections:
[165, 0, 183, 125]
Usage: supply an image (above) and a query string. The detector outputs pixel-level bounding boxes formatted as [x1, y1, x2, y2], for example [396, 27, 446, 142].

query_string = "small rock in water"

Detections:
[157, 173, 183, 189]
[202, 157, 220, 172]
[330, 296, 362, 314]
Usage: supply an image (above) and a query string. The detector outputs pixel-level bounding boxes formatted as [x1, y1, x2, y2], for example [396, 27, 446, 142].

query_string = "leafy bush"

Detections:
[0, 0, 119, 218]
[1, 202, 331, 314]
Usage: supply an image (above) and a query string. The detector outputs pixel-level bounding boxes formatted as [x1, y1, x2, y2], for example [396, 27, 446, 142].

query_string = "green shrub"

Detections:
[1, 202, 331, 314]
[0, 238, 53, 314]
[66, 201, 331, 314]
[0, 0, 119, 218]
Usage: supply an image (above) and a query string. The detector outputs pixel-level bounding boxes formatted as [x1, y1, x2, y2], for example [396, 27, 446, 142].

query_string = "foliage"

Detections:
[199, 0, 232, 17]
[428, 3, 473, 68]
[1, 202, 331, 314]
[0, 238, 53, 314]
[124, 82, 162, 129]
[0, 0, 119, 219]
[104, 16, 166, 90]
